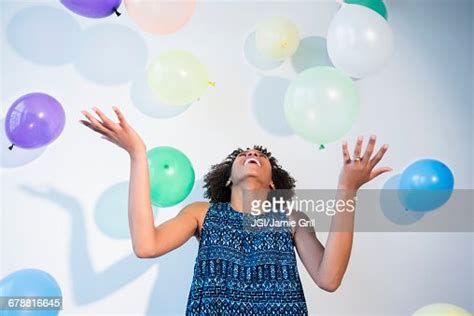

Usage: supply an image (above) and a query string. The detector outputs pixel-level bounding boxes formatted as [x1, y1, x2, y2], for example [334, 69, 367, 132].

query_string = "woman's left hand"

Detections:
[338, 135, 392, 191]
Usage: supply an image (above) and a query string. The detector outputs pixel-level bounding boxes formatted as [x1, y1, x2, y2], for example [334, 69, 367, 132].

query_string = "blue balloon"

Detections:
[398, 159, 454, 212]
[0, 269, 62, 316]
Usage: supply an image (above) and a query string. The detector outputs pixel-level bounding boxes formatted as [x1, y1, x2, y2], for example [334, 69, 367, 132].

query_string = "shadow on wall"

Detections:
[130, 72, 192, 119]
[73, 23, 148, 86]
[291, 36, 333, 73]
[379, 174, 425, 225]
[6, 5, 81, 66]
[0, 118, 47, 168]
[6, 5, 148, 86]
[19, 184, 199, 315]
[251, 75, 294, 137]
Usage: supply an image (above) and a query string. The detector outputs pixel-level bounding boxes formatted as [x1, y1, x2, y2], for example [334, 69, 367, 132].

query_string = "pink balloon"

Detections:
[124, 0, 195, 35]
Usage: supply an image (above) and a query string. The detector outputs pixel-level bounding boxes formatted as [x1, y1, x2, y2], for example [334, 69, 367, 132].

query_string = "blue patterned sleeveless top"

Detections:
[186, 201, 308, 315]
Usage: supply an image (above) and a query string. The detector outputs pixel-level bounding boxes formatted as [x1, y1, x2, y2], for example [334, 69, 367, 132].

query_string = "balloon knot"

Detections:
[114, 8, 121, 17]
[208, 81, 216, 87]
[319, 144, 325, 150]
[281, 40, 288, 48]
[8, 144, 14, 150]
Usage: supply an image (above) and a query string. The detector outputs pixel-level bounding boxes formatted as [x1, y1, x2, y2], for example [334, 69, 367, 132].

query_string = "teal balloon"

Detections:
[147, 146, 195, 207]
[344, 0, 388, 20]
[398, 159, 454, 212]
[0, 268, 62, 316]
[284, 66, 359, 144]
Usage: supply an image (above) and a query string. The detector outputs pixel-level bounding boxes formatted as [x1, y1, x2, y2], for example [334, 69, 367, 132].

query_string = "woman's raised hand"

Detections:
[338, 135, 393, 191]
[79, 106, 147, 157]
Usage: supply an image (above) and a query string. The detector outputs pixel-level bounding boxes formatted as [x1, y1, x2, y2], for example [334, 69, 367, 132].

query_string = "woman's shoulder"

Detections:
[181, 201, 215, 240]
[185, 200, 211, 209]
[181, 201, 212, 216]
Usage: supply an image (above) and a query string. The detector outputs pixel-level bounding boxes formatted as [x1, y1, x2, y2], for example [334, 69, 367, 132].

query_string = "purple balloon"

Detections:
[60, 0, 122, 18]
[5, 93, 66, 149]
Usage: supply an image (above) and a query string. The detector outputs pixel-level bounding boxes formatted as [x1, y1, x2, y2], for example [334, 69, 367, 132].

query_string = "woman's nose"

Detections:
[246, 151, 258, 157]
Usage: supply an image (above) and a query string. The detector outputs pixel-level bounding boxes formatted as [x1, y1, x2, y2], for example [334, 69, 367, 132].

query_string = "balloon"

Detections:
[147, 146, 195, 207]
[256, 16, 300, 61]
[60, 0, 122, 18]
[412, 303, 472, 316]
[147, 50, 212, 106]
[0, 268, 62, 316]
[327, 4, 394, 78]
[4, 93, 66, 149]
[284, 66, 359, 145]
[398, 159, 454, 212]
[124, 0, 195, 35]
[344, 0, 388, 19]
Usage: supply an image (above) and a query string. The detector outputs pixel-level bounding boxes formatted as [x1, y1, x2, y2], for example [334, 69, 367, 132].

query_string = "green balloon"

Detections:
[284, 66, 359, 145]
[344, 0, 388, 19]
[147, 146, 195, 207]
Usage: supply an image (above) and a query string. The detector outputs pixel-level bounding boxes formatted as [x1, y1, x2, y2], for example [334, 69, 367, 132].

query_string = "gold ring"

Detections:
[353, 156, 362, 162]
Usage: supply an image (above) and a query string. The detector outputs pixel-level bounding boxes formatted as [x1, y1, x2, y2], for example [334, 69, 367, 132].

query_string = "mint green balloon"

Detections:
[284, 66, 359, 145]
[344, 0, 388, 20]
[147, 146, 195, 207]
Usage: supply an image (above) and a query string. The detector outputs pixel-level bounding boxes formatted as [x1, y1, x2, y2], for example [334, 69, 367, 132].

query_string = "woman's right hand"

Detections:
[79, 106, 147, 157]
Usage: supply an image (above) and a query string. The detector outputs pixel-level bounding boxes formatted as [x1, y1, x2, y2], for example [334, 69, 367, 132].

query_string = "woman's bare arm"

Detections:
[79, 106, 206, 258]
[137, 201, 209, 258]
[291, 189, 356, 293]
[292, 135, 392, 292]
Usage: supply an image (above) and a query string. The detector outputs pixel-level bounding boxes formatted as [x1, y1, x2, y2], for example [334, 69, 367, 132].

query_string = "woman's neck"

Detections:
[230, 184, 269, 214]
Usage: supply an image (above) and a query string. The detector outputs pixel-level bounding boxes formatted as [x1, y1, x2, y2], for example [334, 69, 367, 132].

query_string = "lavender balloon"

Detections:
[5, 93, 66, 150]
[61, 0, 122, 18]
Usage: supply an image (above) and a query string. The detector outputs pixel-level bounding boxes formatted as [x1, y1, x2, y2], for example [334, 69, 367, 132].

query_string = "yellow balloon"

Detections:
[256, 16, 300, 61]
[147, 50, 213, 106]
[413, 303, 472, 316]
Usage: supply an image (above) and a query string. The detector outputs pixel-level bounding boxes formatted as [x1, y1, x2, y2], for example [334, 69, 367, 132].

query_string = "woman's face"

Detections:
[230, 149, 273, 189]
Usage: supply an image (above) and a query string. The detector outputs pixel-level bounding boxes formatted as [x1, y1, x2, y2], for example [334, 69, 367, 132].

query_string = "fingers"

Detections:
[353, 136, 363, 160]
[79, 112, 112, 136]
[80, 118, 120, 145]
[370, 143, 389, 168]
[342, 140, 351, 164]
[112, 106, 129, 128]
[92, 107, 119, 132]
[79, 118, 105, 135]
[369, 166, 393, 180]
[362, 135, 376, 164]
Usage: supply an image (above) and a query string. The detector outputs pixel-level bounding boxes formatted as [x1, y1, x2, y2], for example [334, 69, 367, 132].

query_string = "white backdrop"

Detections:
[1, 0, 472, 315]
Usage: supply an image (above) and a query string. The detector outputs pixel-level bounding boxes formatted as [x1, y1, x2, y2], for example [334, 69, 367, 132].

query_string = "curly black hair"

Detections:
[203, 145, 296, 203]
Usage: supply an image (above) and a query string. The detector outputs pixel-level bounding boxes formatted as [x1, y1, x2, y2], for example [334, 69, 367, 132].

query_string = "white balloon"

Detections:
[327, 4, 394, 79]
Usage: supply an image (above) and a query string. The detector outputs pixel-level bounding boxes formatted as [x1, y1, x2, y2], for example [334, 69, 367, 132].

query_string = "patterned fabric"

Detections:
[186, 202, 308, 315]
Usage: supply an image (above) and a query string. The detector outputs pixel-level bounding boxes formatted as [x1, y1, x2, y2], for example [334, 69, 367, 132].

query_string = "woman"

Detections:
[80, 106, 392, 315]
